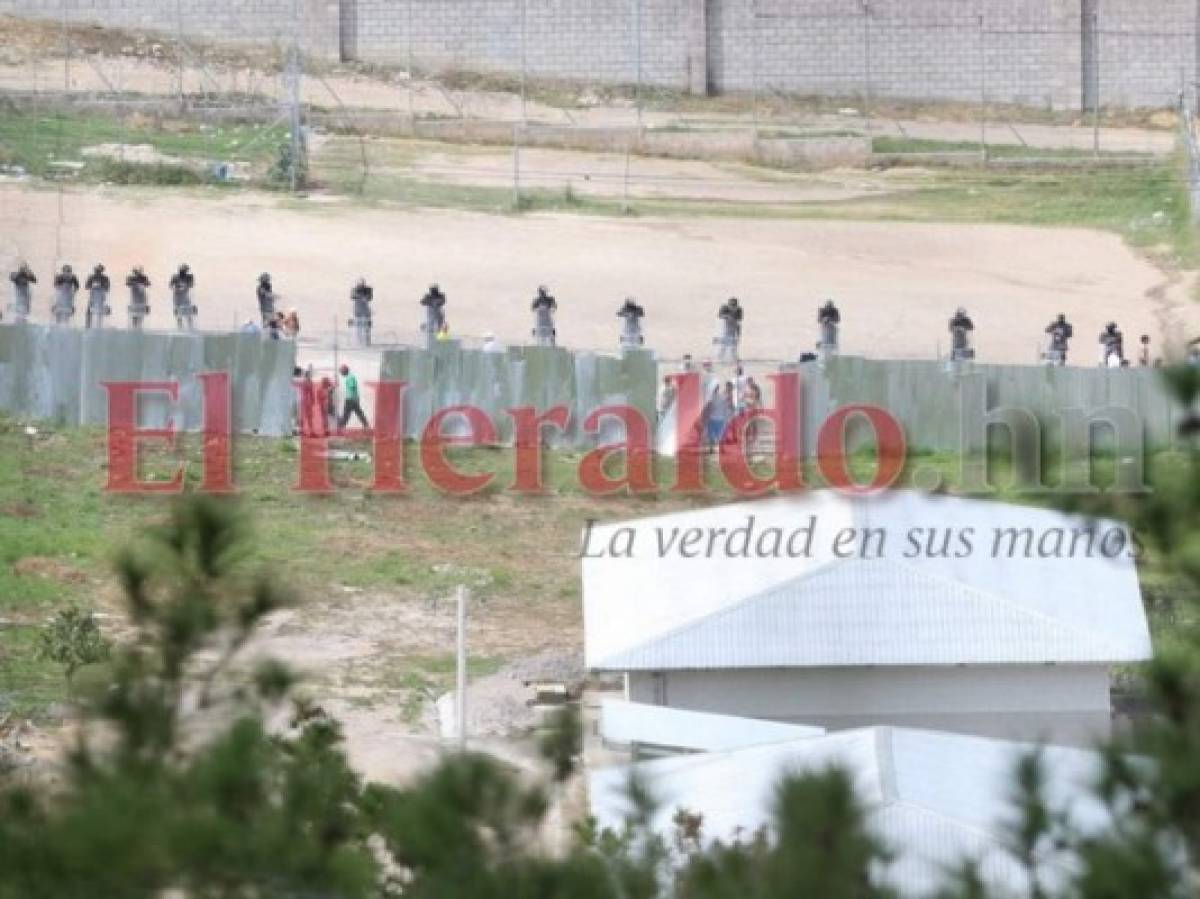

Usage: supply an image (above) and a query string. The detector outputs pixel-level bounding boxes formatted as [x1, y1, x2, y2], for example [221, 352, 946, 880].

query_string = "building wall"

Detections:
[626, 664, 1113, 747]
[0, 0, 1192, 107]
[350, 0, 702, 92]
[0, 0, 342, 58]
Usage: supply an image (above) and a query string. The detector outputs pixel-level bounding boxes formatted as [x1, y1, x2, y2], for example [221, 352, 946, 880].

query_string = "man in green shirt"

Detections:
[338, 364, 370, 431]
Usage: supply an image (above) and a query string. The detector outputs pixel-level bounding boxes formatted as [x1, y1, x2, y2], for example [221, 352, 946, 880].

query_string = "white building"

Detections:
[589, 724, 1112, 897]
[583, 492, 1152, 747]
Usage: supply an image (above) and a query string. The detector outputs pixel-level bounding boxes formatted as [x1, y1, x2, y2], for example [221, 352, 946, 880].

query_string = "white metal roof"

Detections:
[583, 492, 1151, 671]
[600, 700, 824, 753]
[589, 725, 1112, 897]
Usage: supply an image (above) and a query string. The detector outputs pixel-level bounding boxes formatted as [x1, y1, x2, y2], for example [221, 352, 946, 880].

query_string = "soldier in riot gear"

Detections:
[617, 297, 645, 349]
[8, 262, 36, 324]
[948, 307, 975, 362]
[52, 264, 80, 325]
[531, 285, 557, 347]
[126, 266, 151, 329]
[169, 264, 197, 331]
[1043, 313, 1073, 366]
[817, 299, 841, 359]
[1099, 321, 1124, 367]
[350, 277, 373, 347]
[715, 297, 743, 363]
[420, 284, 447, 346]
[256, 273, 276, 329]
[84, 264, 111, 329]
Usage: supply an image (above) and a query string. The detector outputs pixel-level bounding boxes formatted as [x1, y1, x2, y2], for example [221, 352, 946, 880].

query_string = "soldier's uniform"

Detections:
[84, 265, 112, 329]
[52, 265, 80, 326]
[169, 266, 197, 331]
[817, 300, 841, 358]
[949, 308, 975, 362]
[126, 268, 151, 330]
[715, 298, 743, 364]
[1044, 315, 1073, 366]
[257, 275, 276, 328]
[531, 287, 557, 348]
[8, 264, 36, 324]
[351, 280, 373, 347]
[617, 298, 645, 349]
[420, 285, 447, 345]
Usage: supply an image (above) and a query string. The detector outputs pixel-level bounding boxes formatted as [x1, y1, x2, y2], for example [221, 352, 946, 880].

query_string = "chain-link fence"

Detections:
[0, 1, 1193, 208]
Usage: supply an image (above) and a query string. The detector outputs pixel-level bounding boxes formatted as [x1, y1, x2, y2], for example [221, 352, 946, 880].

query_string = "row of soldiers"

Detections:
[6, 263, 1154, 364]
[7, 262, 197, 330]
[724, 301, 1144, 368]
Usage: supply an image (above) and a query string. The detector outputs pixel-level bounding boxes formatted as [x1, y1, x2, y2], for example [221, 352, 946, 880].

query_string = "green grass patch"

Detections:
[871, 135, 1154, 160]
[0, 104, 287, 181]
[0, 414, 1192, 717]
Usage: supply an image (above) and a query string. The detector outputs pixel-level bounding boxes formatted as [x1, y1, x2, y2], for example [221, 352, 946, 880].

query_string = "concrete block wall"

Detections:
[710, 0, 1083, 109]
[352, 0, 700, 91]
[0, 0, 341, 59]
[0, 324, 298, 436]
[1095, 0, 1197, 108]
[0, 0, 1194, 110]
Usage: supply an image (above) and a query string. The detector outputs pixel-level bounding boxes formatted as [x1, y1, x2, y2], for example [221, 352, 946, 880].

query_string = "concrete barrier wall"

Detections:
[657, 357, 1182, 459]
[0, 324, 297, 436]
[379, 342, 656, 449]
[803, 357, 1183, 456]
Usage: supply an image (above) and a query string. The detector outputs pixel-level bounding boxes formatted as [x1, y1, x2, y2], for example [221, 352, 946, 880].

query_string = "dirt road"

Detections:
[1, 182, 1194, 362]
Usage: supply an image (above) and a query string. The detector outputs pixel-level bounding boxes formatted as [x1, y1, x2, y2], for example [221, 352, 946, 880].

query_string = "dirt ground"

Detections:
[1, 181, 1195, 362]
[395, 145, 904, 205]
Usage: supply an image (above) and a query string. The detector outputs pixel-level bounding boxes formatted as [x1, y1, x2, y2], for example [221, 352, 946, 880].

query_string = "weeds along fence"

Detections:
[1179, 90, 1200, 225]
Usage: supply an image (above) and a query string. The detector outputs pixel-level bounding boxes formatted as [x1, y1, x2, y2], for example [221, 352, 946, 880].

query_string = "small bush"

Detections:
[89, 158, 209, 186]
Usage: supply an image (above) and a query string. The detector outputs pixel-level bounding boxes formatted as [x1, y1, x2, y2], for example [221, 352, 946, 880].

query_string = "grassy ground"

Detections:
[2, 103, 1196, 266]
[0, 412, 1187, 718]
[309, 131, 1198, 265]
[870, 135, 1158, 160]
[0, 104, 289, 183]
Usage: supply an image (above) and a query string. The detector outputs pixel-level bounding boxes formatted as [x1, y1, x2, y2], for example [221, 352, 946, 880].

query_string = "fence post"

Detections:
[455, 585, 469, 750]
[634, 0, 643, 129]
[751, 0, 759, 140]
[1092, 11, 1101, 158]
[176, 0, 185, 109]
[623, 141, 632, 213]
[979, 13, 987, 163]
[863, 1, 872, 138]
[407, 0, 415, 121]
[520, 0, 528, 123]
[512, 125, 522, 208]
[62, 0, 71, 93]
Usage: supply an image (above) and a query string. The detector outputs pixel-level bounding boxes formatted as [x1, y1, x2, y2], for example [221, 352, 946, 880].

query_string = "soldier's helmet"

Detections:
[94, 264, 105, 274]
[259, 272, 271, 283]
[62, 264, 73, 274]
[179, 264, 191, 276]
[1106, 321, 1117, 332]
